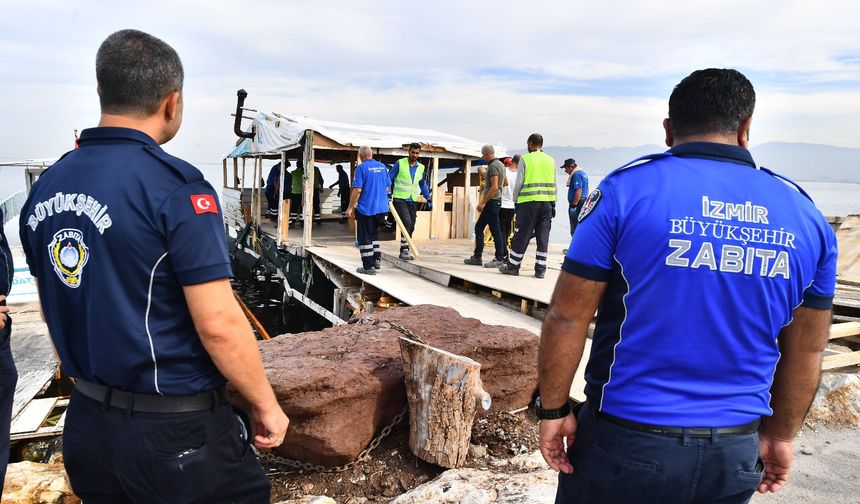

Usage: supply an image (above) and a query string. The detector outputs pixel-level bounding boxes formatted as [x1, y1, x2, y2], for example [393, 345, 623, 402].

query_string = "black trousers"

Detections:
[507, 201, 552, 273]
[340, 191, 349, 214]
[474, 199, 505, 261]
[569, 201, 585, 237]
[290, 193, 302, 222]
[313, 189, 322, 220]
[393, 199, 417, 254]
[62, 389, 270, 503]
[356, 211, 383, 269]
[499, 207, 516, 256]
[0, 331, 17, 500]
[264, 189, 277, 212]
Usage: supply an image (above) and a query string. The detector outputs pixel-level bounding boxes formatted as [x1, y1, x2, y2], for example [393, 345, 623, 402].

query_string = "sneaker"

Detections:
[399, 252, 415, 261]
[356, 266, 376, 275]
[464, 256, 483, 266]
[535, 270, 546, 279]
[499, 264, 519, 276]
[374, 260, 381, 270]
[484, 258, 504, 268]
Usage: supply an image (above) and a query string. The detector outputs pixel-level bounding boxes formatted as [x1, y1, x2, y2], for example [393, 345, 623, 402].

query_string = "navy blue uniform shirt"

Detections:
[20, 127, 231, 395]
[565, 142, 838, 427]
[354, 159, 391, 215]
[0, 208, 12, 340]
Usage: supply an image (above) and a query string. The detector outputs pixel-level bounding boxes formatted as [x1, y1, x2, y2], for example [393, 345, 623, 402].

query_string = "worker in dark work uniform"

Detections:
[19, 29, 288, 503]
[0, 208, 18, 500]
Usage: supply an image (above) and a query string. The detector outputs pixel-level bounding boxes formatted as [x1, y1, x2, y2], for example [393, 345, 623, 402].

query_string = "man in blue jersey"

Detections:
[19, 29, 288, 503]
[561, 158, 588, 238]
[347, 146, 391, 275]
[0, 209, 18, 499]
[536, 68, 837, 504]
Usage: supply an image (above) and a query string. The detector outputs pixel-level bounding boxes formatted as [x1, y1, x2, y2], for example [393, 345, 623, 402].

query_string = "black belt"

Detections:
[587, 399, 760, 437]
[76, 379, 229, 413]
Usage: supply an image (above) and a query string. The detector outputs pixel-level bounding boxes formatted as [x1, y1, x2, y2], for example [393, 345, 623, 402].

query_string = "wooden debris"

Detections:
[399, 336, 491, 468]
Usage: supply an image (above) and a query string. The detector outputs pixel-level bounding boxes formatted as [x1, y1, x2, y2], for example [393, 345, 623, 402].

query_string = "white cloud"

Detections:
[1, 0, 859, 165]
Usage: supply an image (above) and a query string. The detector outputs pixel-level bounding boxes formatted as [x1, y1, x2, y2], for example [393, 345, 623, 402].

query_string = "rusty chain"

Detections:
[258, 321, 421, 474]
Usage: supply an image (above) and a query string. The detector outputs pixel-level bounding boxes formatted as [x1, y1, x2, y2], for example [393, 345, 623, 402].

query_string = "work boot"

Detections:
[484, 258, 504, 268]
[399, 251, 414, 261]
[356, 266, 376, 275]
[535, 270, 546, 279]
[499, 264, 519, 276]
[463, 256, 483, 266]
[374, 260, 382, 270]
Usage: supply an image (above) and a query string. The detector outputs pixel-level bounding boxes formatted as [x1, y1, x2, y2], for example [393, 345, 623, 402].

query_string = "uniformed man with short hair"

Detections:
[500, 133, 556, 278]
[537, 68, 837, 504]
[19, 29, 288, 503]
[348, 146, 391, 275]
[0, 208, 17, 499]
[389, 142, 432, 260]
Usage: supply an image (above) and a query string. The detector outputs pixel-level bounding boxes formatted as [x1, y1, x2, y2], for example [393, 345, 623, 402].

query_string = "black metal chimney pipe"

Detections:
[234, 89, 255, 139]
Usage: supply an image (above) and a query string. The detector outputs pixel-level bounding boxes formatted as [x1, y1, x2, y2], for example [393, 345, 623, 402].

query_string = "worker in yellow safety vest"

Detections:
[499, 133, 557, 278]
[389, 142, 432, 260]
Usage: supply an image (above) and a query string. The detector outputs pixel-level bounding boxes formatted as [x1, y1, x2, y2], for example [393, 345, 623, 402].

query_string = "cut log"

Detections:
[399, 336, 491, 468]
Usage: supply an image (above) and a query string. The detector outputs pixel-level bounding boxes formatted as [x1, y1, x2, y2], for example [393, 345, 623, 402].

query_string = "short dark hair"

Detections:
[408, 142, 421, 151]
[668, 68, 755, 139]
[527, 133, 543, 147]
[96, 29, 184, 116]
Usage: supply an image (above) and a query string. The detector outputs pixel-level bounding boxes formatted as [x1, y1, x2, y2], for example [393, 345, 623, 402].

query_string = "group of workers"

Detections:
[264, 160, 327, 226]
[0, 27, 840, 504]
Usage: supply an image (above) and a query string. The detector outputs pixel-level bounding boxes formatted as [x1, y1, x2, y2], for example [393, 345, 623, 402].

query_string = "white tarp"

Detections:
[230, 112, 506, 159]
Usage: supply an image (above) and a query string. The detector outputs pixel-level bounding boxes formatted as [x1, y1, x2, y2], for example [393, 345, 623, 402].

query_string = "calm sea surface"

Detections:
[3, 166, 859, 246]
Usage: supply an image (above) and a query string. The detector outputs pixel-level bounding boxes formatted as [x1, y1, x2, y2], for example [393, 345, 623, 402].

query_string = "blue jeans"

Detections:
[556, 401, 762, 504]
[62, 389, 270, 503]
[474, 199, 505, 261]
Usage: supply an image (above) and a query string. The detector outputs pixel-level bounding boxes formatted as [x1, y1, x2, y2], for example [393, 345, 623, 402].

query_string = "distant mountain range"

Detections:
[522, 142, 860, 184]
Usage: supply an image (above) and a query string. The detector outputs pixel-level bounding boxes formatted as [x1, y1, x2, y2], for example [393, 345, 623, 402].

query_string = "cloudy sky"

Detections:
[1, 0, 859, 166]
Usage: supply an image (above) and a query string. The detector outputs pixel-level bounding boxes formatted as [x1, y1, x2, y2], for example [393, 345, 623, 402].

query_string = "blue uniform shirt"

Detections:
[565, 142, 837, 427]
[19, 127, 231, 395]
[354, 159, 391, 215]
[0, 208, 12, 340]
[388, 161, 431, 202]
[568, 170, 589, 206]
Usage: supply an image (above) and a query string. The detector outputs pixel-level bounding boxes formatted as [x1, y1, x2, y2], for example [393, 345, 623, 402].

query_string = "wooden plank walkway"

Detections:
[8, 302, 59, 421]
[306, 244, 589, 402]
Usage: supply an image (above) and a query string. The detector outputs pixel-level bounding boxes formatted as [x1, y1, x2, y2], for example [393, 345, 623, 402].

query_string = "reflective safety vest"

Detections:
[392, 158, 425, 200]
[517, 151, 556, 203]
[291, 169, 303, 195]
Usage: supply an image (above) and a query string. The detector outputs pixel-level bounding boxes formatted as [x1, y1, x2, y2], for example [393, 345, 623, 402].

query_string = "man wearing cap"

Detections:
[19, 29, 287, 502]
[562, 158, 588, 239]
[537, 68, 837, 503]
[499, 133, 556, 278]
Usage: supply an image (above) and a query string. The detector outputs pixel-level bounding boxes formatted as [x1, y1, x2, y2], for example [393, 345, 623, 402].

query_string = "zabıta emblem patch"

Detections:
[578, 188, 602, 222]
[47, 228, 90, 288]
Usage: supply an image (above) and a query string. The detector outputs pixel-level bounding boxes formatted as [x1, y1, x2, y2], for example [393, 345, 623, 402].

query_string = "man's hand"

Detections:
[539, 414, 576, 474]
[252, 400, 290, 449]
[346, 206, 355, 219]
[0, 295, 8, 331]
[757, 433, 793, 494]
[477, 202, 485, 213]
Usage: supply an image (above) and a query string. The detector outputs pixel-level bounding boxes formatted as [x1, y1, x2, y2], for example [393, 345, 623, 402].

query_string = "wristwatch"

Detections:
[534, 396, 571, 420]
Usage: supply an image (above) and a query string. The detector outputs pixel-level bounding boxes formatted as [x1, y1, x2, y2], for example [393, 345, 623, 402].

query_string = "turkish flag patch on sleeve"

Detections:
[191, 194, 219, 215]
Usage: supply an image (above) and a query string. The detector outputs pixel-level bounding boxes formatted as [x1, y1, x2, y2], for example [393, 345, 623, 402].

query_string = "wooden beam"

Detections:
[830, 322, 860, 340]
[277, 151, 288, 246]
[822, 351, 860, 370]
[232, 158, 239, 188]
[464, 158, 472, 238]
[222, 158, 227, 188]
[389, 201, 421, 259]
[303, 130, 315, 247]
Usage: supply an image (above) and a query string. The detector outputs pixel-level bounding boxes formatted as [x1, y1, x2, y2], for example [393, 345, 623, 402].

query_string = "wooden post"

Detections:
[430, 157, 439, 239]
[399, 337, 491, 468]
[464, 158, 472, 238]
[241, 158, 248, 224]
[277, 151, 288, 246]
[389, 201, 420, 259]
[302, 130, 315, 247]
[232, 158, 239, 188]
[222, 158, 227, 189]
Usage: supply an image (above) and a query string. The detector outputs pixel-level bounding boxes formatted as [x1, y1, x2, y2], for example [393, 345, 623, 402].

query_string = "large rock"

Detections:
[232, 305, 538, 466]
[2, 461, 80, 504]
[807, 373, 860, 427]
[390, 464, 557, 504]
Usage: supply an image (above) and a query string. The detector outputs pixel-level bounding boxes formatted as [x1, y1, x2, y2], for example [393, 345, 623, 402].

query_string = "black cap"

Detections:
[561, 158, 577, 169]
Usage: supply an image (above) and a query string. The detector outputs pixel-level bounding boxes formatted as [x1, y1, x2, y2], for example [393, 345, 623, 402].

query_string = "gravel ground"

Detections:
[753, 426, 860, 504]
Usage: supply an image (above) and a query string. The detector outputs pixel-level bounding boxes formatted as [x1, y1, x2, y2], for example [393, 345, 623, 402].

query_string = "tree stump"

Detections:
[399, 336, 492, 468]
